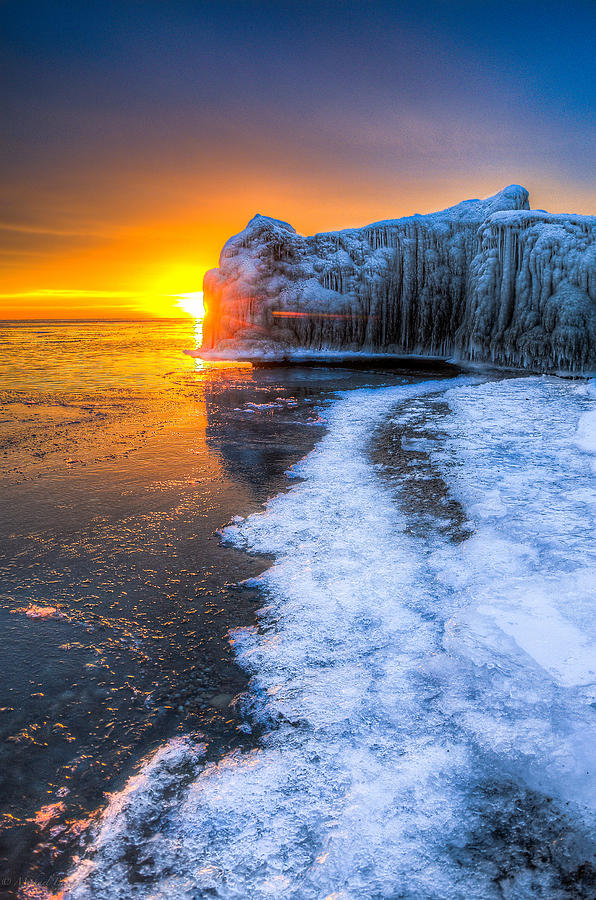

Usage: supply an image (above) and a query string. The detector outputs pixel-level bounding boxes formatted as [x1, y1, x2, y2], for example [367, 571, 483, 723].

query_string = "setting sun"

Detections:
[175, 290, 205, 319]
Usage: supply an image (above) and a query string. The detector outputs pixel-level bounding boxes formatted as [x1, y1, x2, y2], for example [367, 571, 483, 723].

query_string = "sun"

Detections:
[146, 263, 207, 318]
[175, 290, 205, 319]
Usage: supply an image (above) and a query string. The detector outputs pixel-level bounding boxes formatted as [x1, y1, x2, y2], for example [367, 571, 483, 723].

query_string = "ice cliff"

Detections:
[201, 186, 596, 373]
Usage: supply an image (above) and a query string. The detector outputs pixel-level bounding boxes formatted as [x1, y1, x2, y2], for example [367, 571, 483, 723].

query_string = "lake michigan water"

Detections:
[0, 319, 412, 897]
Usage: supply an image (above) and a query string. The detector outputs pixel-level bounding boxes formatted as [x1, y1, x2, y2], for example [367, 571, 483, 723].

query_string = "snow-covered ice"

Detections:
[62, 376, 596, 899]
[201, 186, 596, 373]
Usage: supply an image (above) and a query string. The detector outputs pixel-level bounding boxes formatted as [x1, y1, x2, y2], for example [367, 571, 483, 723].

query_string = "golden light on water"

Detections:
[171, 290, 206, 361]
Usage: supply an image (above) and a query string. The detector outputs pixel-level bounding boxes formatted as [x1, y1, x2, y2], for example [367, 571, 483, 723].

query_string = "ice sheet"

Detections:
[62, 375, 596, 899]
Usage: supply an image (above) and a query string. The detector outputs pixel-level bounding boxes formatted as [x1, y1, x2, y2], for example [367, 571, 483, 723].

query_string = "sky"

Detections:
[1, 0, 595, 319]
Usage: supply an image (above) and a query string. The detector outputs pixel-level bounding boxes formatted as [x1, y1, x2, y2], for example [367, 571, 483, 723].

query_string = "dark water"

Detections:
[0, 320, 410, 897]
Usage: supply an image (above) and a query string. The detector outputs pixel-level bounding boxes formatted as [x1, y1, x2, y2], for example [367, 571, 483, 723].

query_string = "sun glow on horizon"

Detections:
[174, 290, 205, 319]
[0, 284, 208, 321]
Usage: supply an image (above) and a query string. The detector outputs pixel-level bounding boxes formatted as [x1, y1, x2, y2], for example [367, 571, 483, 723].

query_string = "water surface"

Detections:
[0, 319, 413, 897]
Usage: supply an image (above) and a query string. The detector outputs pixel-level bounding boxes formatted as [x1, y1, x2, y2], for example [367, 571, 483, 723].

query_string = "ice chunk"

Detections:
[201, 186, 595, 374]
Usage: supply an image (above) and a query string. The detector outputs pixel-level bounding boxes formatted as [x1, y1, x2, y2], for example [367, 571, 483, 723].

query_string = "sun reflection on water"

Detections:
[193, 315, 205, 370]
[171, 289, 206, 368]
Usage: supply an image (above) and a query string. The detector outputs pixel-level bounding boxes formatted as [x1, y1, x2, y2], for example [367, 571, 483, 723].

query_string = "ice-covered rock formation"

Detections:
[201, 186, 596, 373]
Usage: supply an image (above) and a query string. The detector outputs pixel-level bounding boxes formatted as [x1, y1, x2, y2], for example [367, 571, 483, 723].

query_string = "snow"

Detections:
[433, 379, 596, 698]
[574, 383, 596, 468]
[201, 186, 596, 373]
[62, 375, 596, 899]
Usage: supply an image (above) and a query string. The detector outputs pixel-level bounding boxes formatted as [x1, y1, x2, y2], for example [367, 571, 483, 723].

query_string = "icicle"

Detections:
[202, 187, 595, 374]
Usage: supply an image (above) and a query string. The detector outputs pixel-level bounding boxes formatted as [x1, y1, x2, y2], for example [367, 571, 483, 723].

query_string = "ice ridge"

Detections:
[202, 186, 596, 373]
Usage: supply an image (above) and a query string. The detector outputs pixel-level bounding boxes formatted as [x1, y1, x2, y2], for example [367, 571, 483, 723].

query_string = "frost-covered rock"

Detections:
[201, 186, 596, 373]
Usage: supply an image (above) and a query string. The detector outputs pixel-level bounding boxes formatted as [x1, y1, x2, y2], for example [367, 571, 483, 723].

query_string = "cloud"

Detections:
[0, 222, 107, 237]
[0, 289, 142, 299]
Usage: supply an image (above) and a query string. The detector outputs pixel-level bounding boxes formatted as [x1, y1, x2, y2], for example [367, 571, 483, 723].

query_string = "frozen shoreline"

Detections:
[189, 346, 595, 378]
[62, 374, 596, 899]
[188, 346, 463, 373]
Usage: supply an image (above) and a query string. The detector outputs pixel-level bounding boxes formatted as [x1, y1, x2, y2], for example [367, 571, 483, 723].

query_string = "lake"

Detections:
[0, 319, 413, 896]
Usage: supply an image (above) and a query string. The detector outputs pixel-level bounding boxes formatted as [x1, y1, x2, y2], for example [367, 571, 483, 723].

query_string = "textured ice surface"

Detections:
[63, 377, 596, 899]
[426, 379, 596, 800]
[374, 378, 596, 817]
[202, 186, 596, 373]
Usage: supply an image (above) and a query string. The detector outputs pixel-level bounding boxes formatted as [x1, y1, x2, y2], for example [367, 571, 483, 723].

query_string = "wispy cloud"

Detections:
[0, 222, 107, 238]
[0, 289, 143, 299]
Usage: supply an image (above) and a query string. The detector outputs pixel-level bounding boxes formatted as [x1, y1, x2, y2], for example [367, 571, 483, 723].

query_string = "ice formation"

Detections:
[201, 186, 596, 373]
[62, 376, 596, 899]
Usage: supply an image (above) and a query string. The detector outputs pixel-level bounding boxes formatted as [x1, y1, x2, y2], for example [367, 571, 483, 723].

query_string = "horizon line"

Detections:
[0, 316, 195, 323]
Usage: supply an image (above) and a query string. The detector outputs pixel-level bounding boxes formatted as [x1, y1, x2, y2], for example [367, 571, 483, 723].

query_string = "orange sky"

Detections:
[0, 169, 477, 319]
[3, 165, 594, 321]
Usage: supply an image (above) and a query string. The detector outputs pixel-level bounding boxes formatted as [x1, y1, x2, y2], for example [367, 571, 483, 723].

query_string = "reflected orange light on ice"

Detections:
[272, 310, 375, 320]
[32, 801, 66, 828]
